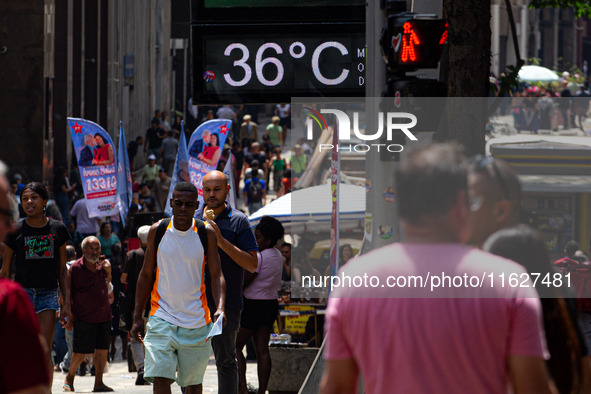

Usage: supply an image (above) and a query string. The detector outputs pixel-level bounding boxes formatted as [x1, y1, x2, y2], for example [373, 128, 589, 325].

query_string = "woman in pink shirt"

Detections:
[236, 216, 285, 394]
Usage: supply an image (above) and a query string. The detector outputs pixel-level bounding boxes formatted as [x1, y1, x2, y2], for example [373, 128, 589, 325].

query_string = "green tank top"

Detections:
[273, 158, 286, 172]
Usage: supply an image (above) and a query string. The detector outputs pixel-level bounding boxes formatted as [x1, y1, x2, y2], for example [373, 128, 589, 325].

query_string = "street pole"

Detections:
[362, 1, 400, 254]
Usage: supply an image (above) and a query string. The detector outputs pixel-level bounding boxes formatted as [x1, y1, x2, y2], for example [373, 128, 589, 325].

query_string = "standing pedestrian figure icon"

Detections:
[401, 22, 420, 62]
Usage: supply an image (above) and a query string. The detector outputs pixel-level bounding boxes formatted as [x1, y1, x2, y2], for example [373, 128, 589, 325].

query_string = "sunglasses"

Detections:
[470, 155, 510, 200]
[172, 200, 197, 208]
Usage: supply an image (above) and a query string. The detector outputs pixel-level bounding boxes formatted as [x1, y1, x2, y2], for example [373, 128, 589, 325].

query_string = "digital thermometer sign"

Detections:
[191, 23, 366, 103]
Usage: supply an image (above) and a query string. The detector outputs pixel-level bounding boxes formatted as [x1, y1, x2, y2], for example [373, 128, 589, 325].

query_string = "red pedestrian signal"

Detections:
[381, 14, 448, 71]
[400, 22, 420, 63]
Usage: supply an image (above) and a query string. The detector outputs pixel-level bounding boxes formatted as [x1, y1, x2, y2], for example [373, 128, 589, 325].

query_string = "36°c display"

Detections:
[192, 23, 366, 103]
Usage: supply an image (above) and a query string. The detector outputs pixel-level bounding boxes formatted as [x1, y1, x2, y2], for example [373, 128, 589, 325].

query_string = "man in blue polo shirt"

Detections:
[199, 170, 258, 394]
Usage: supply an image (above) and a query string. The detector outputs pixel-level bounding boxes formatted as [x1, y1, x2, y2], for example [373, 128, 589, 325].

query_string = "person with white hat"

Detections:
[136, 154, 160, 190]
[240, 114, 258, 151]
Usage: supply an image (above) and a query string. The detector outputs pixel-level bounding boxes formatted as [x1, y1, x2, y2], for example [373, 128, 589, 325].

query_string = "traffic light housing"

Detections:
[380, 13, 448, 72]
[379, 78, 446, 161]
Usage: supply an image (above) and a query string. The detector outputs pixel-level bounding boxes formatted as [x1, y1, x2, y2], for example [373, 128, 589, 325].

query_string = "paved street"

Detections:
[52, 352, 260, 393]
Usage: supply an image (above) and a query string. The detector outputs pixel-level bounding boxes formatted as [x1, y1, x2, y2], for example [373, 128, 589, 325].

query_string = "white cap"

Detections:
[137, 225, 151, 244]
[148, 154, 157, 160]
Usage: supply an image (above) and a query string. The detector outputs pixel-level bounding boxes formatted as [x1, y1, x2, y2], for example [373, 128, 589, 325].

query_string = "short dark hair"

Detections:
[281, 242, 292, 249]
[100, 222, 111, 234]
[468, 156, 522, 216]
[256, 216, 285, 246]
[21, 182, 49, 201]
[483, 224, 556, 298]
[65, 243, 77, 260]
[564, 240, 580, 258]
[174, 181, 198, 194]
[395, 143, 467, 225]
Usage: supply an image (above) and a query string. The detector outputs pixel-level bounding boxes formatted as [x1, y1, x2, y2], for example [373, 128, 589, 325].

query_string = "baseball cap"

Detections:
[148, 154, 157, 160]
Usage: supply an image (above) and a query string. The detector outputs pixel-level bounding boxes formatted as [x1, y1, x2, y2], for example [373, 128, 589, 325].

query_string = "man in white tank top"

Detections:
[131, 182, 226, 394]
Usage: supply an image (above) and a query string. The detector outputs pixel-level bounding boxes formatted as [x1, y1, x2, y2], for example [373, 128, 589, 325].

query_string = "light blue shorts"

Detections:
[144, 315, 211, 387]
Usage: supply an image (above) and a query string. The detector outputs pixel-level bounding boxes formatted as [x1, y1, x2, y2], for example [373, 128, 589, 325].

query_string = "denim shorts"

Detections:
[24, 287, 59, 313]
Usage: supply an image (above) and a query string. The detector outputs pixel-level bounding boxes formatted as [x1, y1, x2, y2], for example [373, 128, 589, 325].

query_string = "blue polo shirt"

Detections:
[198, 203, 258, 311]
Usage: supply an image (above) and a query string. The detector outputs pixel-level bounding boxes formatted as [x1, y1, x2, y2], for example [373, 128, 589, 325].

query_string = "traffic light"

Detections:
[380, 13, 448, 72]
[379, 78, 446, 161]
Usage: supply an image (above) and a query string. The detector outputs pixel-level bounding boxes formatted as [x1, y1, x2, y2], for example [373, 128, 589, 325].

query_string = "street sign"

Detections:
[190, 0, 365, 103]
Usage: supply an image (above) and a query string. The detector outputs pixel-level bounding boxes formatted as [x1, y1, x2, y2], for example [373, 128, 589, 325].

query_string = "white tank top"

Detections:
[150, 218, 211, 329]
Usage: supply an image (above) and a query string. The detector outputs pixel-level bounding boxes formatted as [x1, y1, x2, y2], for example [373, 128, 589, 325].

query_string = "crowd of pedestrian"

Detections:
[490, 70, 591, 134]
[7, 98, 591, 393]
[127, 104, 306, 219]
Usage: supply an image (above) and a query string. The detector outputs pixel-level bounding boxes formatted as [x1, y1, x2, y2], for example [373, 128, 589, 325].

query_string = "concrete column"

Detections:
[520, 5, 527, 62]
[491, 4, 500, 77]
[553, 8, 559, 69]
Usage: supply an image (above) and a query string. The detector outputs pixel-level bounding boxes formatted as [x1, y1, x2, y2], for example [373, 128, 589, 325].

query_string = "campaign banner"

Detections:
[164, 121, 190, 217]
[187, 119, 231, 196]
[116, 121, 132, 226]
[68, 117, 118, 218]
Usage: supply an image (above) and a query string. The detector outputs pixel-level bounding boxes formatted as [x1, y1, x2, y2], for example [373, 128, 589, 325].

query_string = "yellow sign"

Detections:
[277, 305, 315, 334]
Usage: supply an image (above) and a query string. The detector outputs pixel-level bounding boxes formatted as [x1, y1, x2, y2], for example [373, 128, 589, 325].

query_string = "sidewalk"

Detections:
[52, 353, 260, 393]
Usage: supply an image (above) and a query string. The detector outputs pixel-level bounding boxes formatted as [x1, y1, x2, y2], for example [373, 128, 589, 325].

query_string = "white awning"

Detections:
[248, 183, 366, 232]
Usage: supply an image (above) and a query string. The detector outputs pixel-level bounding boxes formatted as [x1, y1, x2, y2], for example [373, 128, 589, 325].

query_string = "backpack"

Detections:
[247, 178, 263, 203]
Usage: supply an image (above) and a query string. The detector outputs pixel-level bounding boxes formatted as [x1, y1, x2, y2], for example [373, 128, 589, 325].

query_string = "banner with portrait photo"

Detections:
[187, 119, 231, 196]
[68, 117, 118, 218]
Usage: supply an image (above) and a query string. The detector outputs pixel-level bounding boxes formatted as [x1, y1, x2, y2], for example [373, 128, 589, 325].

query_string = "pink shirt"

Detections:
[244, 247, 283, 300]
[325, 243, 547, 393]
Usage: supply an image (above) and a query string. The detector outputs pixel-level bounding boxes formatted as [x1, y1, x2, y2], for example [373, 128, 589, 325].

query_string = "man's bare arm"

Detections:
[320, 358, 359, 394]
[207, 220, 258, 273]
[102, 260, 112, 283]
[0, 245, 14, 279]
[57, 244, 71, 326]
[206, 225, 225, 319]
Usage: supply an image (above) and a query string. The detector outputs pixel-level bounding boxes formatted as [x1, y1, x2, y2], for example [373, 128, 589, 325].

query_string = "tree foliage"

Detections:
[529, 0, 591, 17]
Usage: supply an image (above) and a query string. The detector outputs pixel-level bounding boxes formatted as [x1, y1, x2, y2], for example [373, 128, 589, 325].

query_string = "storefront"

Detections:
[488, 135, 591, 259]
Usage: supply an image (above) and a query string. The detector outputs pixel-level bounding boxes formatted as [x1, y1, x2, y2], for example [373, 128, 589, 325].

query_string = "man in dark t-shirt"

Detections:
[144, 120, 165, 159]
[64, 236, 113, 392]
[199, 171, 258, 394]
[121, 225, 150, 385]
